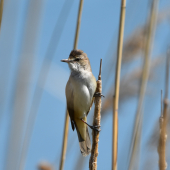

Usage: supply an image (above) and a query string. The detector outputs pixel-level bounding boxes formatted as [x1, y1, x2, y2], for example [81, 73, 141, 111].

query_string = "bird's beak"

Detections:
[61, 59, 69, 63]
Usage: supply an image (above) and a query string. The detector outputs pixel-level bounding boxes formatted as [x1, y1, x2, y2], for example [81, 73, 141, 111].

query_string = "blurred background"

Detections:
[0, 0, 170, 170]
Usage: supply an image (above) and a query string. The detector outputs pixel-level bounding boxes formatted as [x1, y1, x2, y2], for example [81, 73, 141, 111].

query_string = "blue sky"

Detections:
[0, 0, 170, 170]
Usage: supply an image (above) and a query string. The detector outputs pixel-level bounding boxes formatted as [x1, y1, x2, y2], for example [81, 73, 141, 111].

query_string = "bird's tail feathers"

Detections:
[76, 125, 91, 156]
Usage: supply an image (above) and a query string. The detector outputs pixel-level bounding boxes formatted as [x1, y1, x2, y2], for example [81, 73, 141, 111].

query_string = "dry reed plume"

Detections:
[128, 0, 159, 169]
[101, 56, 163, 117]
[2, 1, 170, 170]
[103, 5, 170, 87]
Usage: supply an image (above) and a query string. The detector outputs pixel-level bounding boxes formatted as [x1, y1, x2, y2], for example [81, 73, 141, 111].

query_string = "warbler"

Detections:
[61, 49, 100, 156]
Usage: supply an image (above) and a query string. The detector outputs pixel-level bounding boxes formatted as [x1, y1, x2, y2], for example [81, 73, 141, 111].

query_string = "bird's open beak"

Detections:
[61, 59, 69, 63]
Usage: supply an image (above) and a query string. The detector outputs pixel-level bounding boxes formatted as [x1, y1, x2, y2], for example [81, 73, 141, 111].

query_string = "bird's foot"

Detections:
[89, 125, 101, 132]
[80, 119, 101, 132]
[94, 92, 105, 98]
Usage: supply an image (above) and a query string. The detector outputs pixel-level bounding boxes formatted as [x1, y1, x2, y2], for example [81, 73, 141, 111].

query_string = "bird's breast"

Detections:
[68, 71, 96, 119]
[73, 81, 91, 118]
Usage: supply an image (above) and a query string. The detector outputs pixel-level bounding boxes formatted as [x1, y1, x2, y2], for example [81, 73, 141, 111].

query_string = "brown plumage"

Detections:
[62, 50, 96, 156]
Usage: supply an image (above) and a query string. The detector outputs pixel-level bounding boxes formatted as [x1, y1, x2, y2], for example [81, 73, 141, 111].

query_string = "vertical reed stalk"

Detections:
[59, 111, 70, 170]
[0, 0, 4, 30]
[59, 1, 84, 170]
[128, 0, 159, 169]
[112, 0, 126, 170]
[158, 49, 170, 170]
[18, 1, 73, 170]
[6, 1, 44, 170]
[74, 0, 84, 50]
[89, 59, 102, 170]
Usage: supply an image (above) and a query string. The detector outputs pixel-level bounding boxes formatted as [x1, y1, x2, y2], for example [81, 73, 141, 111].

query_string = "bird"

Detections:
[61, 49, 100, 156]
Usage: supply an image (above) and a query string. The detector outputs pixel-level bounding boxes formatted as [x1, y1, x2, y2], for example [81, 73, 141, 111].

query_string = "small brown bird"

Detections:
[61, 49, 99, 156]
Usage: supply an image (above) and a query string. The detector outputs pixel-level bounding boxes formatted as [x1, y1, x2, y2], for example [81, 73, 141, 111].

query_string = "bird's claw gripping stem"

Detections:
[94, 92, 105, 98]
[81, 119, 101, 132]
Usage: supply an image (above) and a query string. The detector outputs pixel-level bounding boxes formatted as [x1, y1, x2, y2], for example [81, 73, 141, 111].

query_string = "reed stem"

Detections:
[112, 0, 126, 170]
[0, 0, 4, 30]
[158, 49, 170, 170]
[59, 111, 70, 170]
[128, 0, 159, 169]
[89, 59, 102, 170]
[59, 0, 84, 169]
[74, 0, 84, 50]
[17, 1, 73, 170]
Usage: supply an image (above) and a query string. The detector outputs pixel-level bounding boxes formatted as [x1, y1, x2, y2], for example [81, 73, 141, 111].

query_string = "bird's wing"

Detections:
[66, 77, 75, 131]
[86, 97, 95, 116]
[86, 77, 97, 116]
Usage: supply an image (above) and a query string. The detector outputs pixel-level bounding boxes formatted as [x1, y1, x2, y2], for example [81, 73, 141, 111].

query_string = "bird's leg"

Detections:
[80, 118, 101, 132]
[93, 92, 105, 98]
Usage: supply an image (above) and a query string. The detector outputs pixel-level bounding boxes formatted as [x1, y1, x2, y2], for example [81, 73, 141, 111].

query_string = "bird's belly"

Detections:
[73, 84, 91, 119]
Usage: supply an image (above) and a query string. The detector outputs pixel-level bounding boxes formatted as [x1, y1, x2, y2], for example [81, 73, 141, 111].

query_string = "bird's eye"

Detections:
[75, 58, 80, 61]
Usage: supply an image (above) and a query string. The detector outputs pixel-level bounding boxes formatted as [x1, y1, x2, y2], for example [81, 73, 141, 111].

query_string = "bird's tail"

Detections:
[76, 124, 91, 156]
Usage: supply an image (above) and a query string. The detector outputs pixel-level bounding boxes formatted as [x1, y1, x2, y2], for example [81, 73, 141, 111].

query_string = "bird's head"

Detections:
[61, 49, 92, 73]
